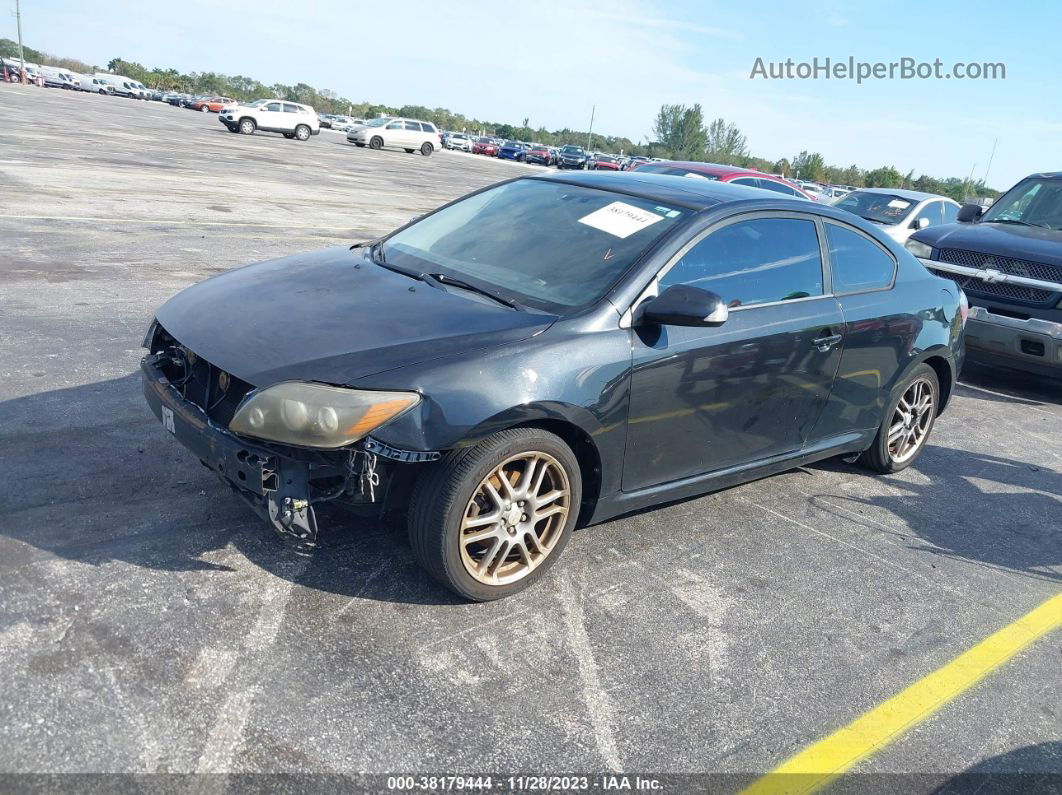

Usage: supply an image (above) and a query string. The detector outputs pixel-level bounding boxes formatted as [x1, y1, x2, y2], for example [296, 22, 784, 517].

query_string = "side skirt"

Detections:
[587, 431, 873, 525]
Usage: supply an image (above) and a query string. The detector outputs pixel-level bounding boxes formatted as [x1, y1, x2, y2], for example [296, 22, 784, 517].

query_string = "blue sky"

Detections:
[7, 0, 1057, 188]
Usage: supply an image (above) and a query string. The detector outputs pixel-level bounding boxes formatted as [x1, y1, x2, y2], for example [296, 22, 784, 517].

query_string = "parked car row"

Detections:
[1, 60, 152, 97]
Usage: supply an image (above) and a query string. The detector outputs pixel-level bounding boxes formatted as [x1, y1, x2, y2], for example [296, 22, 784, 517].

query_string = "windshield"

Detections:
[835, 191, 915, 225]
[981, 178, 1062, 230]
[560, 146, 584, 155]
[380, 179, 688, 311]
[364, 117, 391, 127]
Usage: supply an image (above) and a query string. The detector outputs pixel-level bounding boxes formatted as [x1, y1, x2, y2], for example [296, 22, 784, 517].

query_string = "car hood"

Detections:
[913, 222, 1062, 265]
[154, 246, 556, 387]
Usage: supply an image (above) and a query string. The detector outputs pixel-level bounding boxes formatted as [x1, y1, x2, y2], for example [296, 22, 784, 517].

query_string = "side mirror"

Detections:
[914, 217, 931, 230]
[639, 284, 728, 327]
[957, 203, 984, 223]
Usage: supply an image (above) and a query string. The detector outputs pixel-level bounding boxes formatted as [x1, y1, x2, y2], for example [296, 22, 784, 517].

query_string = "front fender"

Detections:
[358, 322, 634, 500]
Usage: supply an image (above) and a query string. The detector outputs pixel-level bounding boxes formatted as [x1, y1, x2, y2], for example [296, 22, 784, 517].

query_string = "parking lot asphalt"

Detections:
[1, 86, 1060, 786]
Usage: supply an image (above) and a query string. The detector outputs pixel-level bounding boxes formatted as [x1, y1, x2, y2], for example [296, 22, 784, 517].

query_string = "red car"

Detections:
[591, 154, 622, 171]
[472, 137, 499, 156]
[627, 161, 815, 200]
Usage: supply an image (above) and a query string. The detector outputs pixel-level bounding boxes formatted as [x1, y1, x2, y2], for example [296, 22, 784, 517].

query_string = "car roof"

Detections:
[534, 171, 790, 210]
[646, 161, 769, 178]
[850, 187, 948, 201]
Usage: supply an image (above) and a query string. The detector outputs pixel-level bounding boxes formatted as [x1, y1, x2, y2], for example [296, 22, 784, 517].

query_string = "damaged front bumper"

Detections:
[141, 355, 435, 549]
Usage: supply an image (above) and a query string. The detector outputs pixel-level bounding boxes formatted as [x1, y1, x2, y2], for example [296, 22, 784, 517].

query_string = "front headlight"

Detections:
[905, 239, 935, 259]
[229, 382, 420, 449]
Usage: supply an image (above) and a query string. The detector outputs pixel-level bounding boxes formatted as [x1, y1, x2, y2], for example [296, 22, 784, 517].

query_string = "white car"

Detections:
[834, 188, 961, 244]
[348, 117, 438, 156]
[219, 100, 320, 141]
[444, 133, 472, 152]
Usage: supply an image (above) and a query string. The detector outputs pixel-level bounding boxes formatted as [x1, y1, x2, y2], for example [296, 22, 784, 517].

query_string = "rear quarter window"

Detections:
[825, 223, 896, 293]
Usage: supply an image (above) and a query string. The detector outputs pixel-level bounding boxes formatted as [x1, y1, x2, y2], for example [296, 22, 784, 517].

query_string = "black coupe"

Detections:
[143, 173, 966, 600]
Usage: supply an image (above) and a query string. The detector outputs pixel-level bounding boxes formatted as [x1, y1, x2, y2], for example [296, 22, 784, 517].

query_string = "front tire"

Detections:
[283, 132, 295, 139]
[239, 118, 256, 135]
[200, 105, 209, 112]
[405, 148, 415, 153]
[420, 142, 434, 156]
[409, 428, 581, 601]
[858, 363, 939, 473]
[369, 136, 383, 150]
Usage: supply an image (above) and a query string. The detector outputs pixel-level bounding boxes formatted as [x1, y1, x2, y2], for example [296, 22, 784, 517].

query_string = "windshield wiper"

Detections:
[989, 218, 1049, 228]
[424, 273, 521, 310]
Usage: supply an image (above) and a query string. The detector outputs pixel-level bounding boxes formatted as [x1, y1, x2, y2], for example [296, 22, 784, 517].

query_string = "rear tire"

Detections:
[369, 136, 383, 150]
[294, 124, 311, 141]
[409, 428, 581, 601]
[404, 148, 415, 153]
[283, 133, 294, 139]
[239, 118, 256, 135]
[200, 105, 209, 112]
[420, 142, 434, 156]
[354, 142, 365, 147]
[858, 363, 939, 474]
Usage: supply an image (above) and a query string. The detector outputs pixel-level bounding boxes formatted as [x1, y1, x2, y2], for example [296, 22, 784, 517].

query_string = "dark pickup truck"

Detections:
[906, 172, 1062, 378]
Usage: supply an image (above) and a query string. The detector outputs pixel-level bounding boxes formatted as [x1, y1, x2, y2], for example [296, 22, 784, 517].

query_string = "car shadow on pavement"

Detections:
[0, 373, 464, 605]
[957, 361, 1062, 407]
[809, 445, 1061, 584]
[931, 741, 1062, 793]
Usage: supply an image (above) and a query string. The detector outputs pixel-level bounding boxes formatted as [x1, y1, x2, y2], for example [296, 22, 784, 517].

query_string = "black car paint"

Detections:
[911, 219, 1062, 323]
[146, 173, 963, 532]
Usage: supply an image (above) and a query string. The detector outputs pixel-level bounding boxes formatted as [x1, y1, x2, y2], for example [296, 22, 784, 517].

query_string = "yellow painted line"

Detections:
[742, 591, 1062, 795]
[0, 214, 357, 231]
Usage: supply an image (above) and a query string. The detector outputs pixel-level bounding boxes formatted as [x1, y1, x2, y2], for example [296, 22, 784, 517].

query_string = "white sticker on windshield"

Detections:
[579, 202, 664, 239]
[888, 199, 911, 209]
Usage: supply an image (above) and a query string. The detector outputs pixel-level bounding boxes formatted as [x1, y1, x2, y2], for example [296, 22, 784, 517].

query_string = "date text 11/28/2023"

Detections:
[385, 775, 664, 791]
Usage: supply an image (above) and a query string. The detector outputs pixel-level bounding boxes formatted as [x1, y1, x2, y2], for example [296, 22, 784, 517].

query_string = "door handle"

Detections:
[812, 332, 842, 352]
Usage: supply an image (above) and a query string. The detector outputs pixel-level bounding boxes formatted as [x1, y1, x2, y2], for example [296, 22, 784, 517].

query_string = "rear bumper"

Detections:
[965, 306, 1062, 376]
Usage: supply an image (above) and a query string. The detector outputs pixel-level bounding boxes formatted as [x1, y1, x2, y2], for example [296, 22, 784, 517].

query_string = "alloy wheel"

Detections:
[888, 377, 936, 464]
[459, 452, 571, 586]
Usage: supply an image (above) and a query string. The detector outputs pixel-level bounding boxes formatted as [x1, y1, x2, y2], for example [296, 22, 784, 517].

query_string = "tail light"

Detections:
[958, 289, 969, 326]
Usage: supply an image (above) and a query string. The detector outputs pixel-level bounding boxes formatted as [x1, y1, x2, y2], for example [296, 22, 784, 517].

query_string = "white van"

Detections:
[94, 74, 147, 99]
[40, 65, 79, 89]
[77, 74, 111, 94]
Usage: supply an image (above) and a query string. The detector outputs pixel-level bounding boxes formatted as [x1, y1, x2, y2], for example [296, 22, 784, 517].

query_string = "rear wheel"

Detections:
[369, 136, 383, 150]
[200, 105, 209, 112]
[354, 142, 365, 147]
[283, 133, 294, 139]
[404, 148, 415, 153]
[239, 118, 256, 135]
[420, 142, 434, 156]
[294, 124, 311, 141]
[409, 428, 581, 601]
[858, 364, 939, 473]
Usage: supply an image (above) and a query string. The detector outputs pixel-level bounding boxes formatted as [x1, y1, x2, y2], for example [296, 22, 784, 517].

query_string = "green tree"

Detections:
[792, 151, 826, 181]
[704, 118, 748, 165]
[864, 166, 904, 188]
[652, 103, 707, 161]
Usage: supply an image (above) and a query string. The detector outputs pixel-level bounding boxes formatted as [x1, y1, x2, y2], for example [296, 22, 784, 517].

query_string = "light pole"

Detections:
[586, 104, 595, 152]
[15, 0, 26, 82]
